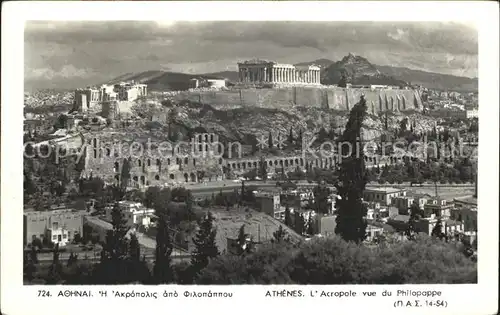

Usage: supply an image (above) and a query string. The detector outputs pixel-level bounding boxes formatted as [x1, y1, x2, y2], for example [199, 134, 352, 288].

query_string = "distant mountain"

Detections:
[101, 54, 477, 92]
[321, 53, 407, 87]
[200, 71, 239, 82]
[295, 58, 335, 69]
[375, 65, 477, 92]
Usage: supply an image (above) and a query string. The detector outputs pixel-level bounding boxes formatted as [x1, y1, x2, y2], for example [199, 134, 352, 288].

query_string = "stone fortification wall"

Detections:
[170, 87, 422, 113]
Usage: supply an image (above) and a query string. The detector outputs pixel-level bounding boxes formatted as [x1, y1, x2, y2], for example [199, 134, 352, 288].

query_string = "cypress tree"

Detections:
[284, 204, 292, 227]
[431, 218, 445, 240]
[288, 126, 294, 144]
[405, 200, 423, 240]
[334, 95, 368, 243]
[120, 158, 131, 192]
[153, 213, 174, 284]
[96, 202, 130, 284]
[191, 212, 219, 276]
[46, 244, 63, 284]
[268, 131, 273, 148]
[259, 156, 267, 181]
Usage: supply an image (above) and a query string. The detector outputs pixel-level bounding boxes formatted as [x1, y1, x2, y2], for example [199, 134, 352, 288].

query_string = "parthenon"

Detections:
[237, 59, 321, 85]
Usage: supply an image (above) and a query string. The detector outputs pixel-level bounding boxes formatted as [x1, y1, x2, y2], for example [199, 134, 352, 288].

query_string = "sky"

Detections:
[24, 21, 478, 89]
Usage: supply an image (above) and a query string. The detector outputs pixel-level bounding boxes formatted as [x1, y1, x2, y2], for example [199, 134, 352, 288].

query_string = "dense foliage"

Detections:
[198, 236, 477, 284]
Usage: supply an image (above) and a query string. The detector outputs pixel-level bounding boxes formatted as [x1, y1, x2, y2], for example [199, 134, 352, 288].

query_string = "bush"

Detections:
[198, 236, 477, 284]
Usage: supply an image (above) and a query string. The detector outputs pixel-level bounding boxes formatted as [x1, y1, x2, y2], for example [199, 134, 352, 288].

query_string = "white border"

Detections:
[1, 2, 498, 315]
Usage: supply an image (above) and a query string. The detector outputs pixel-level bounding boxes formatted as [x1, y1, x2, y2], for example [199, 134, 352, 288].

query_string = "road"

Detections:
[184, 179, 474, 198]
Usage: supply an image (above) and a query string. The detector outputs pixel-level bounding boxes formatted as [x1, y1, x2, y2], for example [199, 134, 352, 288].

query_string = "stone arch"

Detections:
[253, 161, 257, 167]
[210, 134, 214, 142]
[242, 163, 246, 169]
[138, 160, 142, 167]
[397, 97, 401, 111]
[155, 175, 160, 180]
[268, 161, 272, 166]
[140, 176, 145, 185]
[169, 174, 175, 180]
[274, 160, 278, 166]
[402, 96, 407, 110]
[219, 158, 223, 165]
[106, 148, 111, 157]
[279, 160, 283, 166]
[232, 163, 236, 169]
[379, 95, 383, 112]
[147, 159, 151, 166]
[295, 158, 299, 165]
[133, 176, 138, 182]
[300, 158, 304, 166]
[290, 159, 294, 166]
[156, 158, 161, 166]
[385, 95, 389, 111]
[184, 173, 189, 182]
[390, 97, 394, 111]
[190, 173, 196, 182]
[284, 160, 289, 167]
[92, 138, 97, 148]
[205, 134, 209, 142]
[184, 157, 189, 165]
[414, 94, 420, 109]
[247, 162, 252, 168]
[114, 161, 119, 172]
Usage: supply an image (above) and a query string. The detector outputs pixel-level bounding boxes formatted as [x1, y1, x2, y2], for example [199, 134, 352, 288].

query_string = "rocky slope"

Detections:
[321, 53, 406, 87]
[164, 101, 438, 145]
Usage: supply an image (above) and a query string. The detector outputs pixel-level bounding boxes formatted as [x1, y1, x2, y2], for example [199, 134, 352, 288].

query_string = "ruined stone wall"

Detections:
[294, 87, 324, 107]
[170, 87, 422, 113]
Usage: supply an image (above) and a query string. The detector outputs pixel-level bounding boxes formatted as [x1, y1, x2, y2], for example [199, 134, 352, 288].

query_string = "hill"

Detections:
[295, 58, 335, 69]
[103, 54, 477, 92]
[375, 65, 478, 92]
[321, 53, 407, 87]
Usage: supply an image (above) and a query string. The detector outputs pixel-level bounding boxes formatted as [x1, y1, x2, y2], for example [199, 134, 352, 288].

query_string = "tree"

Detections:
[406, 200, 423, 240]
[24, 250, 37, 283]
[236, 224, 251, 255]
[46, 244, 63, 284]
[284, 205, 292, 227]
[67, 252, 78, 267]
[30, 245, 39, 264]
[306, 215, 314, 235]
[288, 126, 294, 144]
[154, 213, 174, 283]
[431, 218, 445, 240]
[95, 202, 130, 284]
[259, 157, 268, 182]
[128, 233, 149, 283]
[272, 225, 287, 243]
[334, 95, 368, 243]
[191, 212, 219, 276]
[313, 184, 330, 214]
[120, 158, 131, 192]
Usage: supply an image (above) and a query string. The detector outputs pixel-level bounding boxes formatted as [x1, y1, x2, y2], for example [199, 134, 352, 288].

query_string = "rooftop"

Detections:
[365, 187, 405, 194]
[453, 196, 477, 206]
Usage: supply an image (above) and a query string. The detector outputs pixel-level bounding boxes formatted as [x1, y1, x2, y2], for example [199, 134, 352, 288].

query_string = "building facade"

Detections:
[24, 208, 86, 246]
[74, 82, 147, 114]
[237, 60, 321, 85]
[363, 187, 406, 206]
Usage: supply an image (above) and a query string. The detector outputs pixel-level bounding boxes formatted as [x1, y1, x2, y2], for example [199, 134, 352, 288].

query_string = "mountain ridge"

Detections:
[98, 54, 478, 92]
